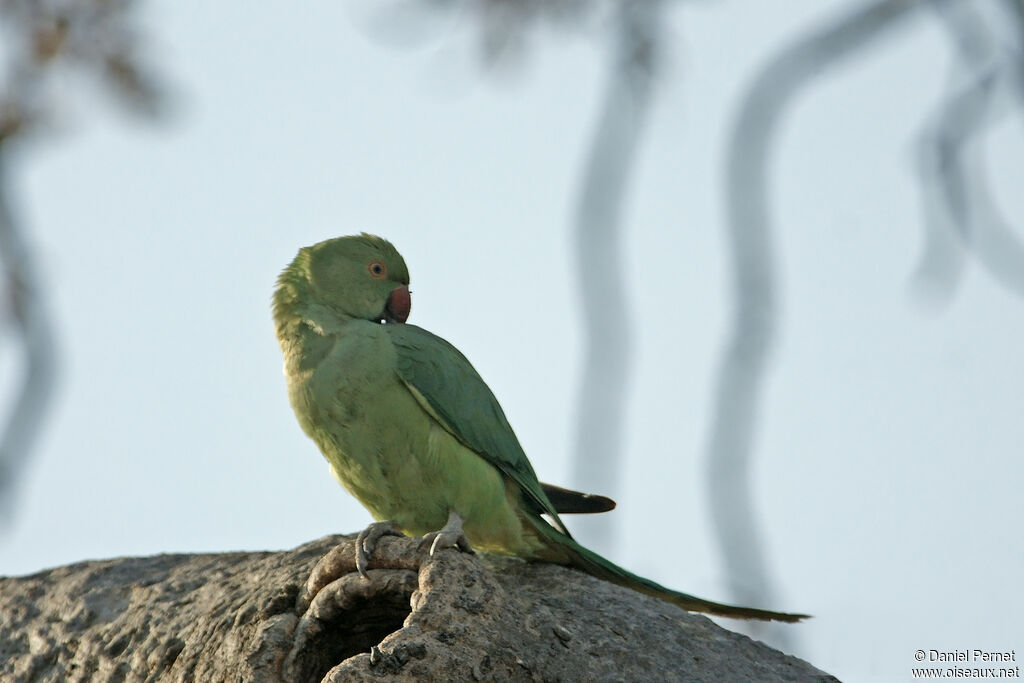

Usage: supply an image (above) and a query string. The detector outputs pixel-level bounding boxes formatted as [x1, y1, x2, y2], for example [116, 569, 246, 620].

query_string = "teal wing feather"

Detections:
[385, 323, 571, 537]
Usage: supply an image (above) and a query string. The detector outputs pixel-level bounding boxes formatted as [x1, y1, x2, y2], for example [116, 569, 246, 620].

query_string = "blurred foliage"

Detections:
[0, 0, 164, 139]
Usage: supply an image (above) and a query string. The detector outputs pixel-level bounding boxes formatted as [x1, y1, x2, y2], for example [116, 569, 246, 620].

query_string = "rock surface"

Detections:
[0, 535, 836, 681]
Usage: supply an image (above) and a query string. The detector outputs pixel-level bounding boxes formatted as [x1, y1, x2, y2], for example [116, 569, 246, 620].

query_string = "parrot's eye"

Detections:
[368, 261, 387, 278]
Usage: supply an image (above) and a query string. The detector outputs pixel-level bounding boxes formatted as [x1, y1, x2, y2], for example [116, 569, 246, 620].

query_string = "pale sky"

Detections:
[2, 2, 1022, 681]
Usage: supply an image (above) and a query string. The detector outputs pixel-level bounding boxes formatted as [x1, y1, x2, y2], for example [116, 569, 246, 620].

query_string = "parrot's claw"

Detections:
[419, 510, 475, 557]
[356, 520, 403, 579]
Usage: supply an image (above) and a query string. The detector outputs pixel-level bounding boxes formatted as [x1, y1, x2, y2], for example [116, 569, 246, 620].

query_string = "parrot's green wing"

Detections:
[385, 323, 572, 537]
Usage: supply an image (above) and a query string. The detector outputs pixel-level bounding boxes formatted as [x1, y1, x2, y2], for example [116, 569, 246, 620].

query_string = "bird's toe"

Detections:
[356, 520, 404, 578]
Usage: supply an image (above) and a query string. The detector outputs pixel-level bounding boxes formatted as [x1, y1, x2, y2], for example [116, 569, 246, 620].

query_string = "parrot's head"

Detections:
[282, 233, 411, 324]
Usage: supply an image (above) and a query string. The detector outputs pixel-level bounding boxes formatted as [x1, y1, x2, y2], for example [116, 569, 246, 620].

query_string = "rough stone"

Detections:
[0, 535, 837, 681]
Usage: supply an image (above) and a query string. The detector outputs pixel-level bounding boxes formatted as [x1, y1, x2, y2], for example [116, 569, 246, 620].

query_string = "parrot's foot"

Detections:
[356, 520, 404, 579]
[418, 510, 475, 557]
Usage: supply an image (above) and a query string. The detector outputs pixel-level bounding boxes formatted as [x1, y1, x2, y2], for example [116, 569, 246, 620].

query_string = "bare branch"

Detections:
[912, 0, 1024, 304]
[351, 0, 596, 66]
[570, 0, 661, 553]
[712, 0, 935, 644]
[0, 142, 56, 524]
[469, 0, 592, 64]
[0, 0, 166, 524]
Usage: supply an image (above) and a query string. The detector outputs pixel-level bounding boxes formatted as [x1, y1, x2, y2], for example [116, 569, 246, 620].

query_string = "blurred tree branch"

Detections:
[350, 0, 594, 66]
[0, 0, 165, 525]
[464, 0, 591, 64]
[0, 137, 55, 522]
[711, 0, 940, 645]
[570, 0, 661, 553]
[911, 0, 1024, 303]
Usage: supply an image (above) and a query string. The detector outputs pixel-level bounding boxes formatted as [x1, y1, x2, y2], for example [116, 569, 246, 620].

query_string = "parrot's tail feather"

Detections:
[538, 482, 616, 515]
[526, 516, 809, 623]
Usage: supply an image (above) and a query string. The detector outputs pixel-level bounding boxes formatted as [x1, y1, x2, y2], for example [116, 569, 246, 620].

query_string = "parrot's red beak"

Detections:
[383, 285, 411, 324]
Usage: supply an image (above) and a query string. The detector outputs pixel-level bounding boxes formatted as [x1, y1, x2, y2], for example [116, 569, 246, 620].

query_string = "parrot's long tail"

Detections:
[527, 515, 808, 623]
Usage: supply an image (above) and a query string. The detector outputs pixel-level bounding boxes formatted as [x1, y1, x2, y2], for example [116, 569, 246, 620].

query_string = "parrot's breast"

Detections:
[282, 319, 546, 555]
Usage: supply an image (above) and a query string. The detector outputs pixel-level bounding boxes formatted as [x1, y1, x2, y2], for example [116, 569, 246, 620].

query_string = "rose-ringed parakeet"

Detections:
[272, 234, 806, 623]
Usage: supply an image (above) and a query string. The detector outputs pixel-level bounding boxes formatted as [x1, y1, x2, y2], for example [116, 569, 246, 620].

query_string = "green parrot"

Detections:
[273, 234, 806, 623]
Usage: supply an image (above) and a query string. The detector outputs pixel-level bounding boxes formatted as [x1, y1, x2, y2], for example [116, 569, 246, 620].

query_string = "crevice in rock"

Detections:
[285, 567, 418, 683]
